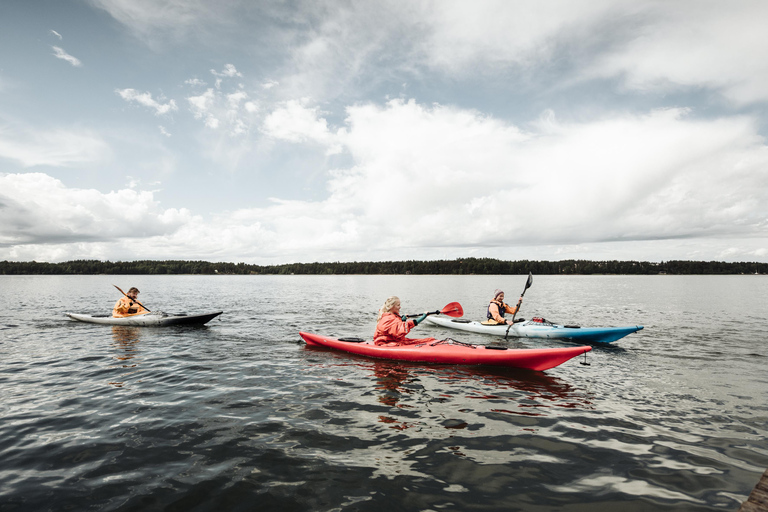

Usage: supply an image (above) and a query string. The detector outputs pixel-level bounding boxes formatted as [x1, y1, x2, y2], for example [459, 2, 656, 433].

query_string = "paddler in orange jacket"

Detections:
[373, 296, 435, 346]
[112, 287, 149, 318]
[482, 289, 522, 325]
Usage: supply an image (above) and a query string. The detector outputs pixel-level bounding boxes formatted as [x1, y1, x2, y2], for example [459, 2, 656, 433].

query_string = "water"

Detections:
[1, 274, 766, 511]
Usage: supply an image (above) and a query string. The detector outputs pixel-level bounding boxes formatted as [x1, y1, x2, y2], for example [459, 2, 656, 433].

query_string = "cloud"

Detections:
[5, 100, 765, 263]
[262, 100, 341, 153]
[330, 101, 768, 248]
[50, 30, 63, 40]
[85, 1, 768, 107]
[85, 0, 229, 46]
[187, 88, 215, 118]
[261, 80, 279, 90]
[116, 88, 178, 115]
[186, 86, 259, 136]
[582, 2, 768, 105]
[0, 173, 193, 248]
[210, 100, 768, 261]
[415, 1, 768, 105]
[418, 0, 620, 73]
[185, 78, 206, 87]
[0, 124, 110, 167]
[51, 46, 82, 67]
[211, 64, 242, 78]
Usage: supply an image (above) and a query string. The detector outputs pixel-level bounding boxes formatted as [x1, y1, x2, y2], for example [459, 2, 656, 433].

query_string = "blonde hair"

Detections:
[377, 296, 400, 321]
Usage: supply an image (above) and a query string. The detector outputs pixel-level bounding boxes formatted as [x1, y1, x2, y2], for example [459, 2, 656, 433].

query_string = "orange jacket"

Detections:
[112, 296, 149, 318]
[374, 312, 415, 344]
[373, 312, 435, 346]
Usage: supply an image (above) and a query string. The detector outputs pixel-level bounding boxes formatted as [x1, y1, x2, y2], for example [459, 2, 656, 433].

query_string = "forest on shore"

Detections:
[1, 258, 766, 275]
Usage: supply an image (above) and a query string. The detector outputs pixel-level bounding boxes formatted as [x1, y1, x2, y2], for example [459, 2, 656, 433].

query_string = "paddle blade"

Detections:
[525, 272, 533, 290]
[440, 302, 464, 318]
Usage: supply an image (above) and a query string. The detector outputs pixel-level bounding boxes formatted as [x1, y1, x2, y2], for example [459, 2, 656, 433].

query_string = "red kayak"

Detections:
[299, 332, 591, 372]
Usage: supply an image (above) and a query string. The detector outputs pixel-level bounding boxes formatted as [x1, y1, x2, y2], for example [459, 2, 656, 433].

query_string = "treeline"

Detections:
[1, 258, 766, 275]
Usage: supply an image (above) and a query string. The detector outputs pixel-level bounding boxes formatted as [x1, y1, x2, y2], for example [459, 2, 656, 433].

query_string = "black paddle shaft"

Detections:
[511, 273, 532, 322]
[507, 273, 533, 338]
[405, 309, 440, 318]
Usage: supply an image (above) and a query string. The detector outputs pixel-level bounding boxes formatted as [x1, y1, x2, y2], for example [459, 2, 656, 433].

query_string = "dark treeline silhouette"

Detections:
[1, 258, 766, 275]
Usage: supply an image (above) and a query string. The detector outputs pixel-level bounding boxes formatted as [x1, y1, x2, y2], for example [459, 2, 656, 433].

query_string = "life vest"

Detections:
[112, 296, 149, 318]
[487, 299, 507, 320]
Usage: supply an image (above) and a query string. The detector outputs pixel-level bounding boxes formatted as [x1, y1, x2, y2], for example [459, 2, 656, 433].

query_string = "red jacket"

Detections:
[374, 312, 434, 346]
[374, 312, 414, 344]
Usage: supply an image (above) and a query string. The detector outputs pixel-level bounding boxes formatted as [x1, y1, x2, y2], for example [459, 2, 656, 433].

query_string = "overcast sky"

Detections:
[1, 0, 767, 264]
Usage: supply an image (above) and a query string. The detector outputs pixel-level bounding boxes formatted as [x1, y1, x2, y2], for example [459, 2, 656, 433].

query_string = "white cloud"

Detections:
[159, 125, 171, 137]
[419, 0, 620, 73]
[50, 30, 63, 40]
[204, 115, 219, 129]
[86, 1, 768, 107]
[211, 64, 242, 78]
[116, 88, 178, 115]
[0, 173, 194, 248]
[51, 46, 82, 67]
[583, 2, 768, 105]
[8, 2, 768, 263]
[187, 88, 216, 119]
[261, 80, 279, 90]
[6, 100, 765, 263]
[351, 101, 766, 248]
[262, 100, 341, 153]
[85, 0, 227, 46]
[0, 124, 110, 167]
[186, 87, 258, 136]
[214, 99, 768, 261]
[416, 1, 768, 105]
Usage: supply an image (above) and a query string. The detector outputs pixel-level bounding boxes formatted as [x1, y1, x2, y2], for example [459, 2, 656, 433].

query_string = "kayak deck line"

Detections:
[299, 332, 591, 372]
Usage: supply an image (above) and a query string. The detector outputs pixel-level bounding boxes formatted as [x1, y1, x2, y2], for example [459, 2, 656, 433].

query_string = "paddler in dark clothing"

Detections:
[112, 287, 149, 318]
[481, 289, 522, 326]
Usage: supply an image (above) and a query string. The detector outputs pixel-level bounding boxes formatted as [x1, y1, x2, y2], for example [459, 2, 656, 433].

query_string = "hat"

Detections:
[494, 289, 504, 298]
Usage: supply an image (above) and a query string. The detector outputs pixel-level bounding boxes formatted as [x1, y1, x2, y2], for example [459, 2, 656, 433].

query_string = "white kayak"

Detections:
[66, 311, 223, 326]
[425, 315, 642, 344]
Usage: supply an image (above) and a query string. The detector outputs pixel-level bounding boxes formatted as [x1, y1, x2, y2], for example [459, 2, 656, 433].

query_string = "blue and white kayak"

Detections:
[425, 315, 642, 344]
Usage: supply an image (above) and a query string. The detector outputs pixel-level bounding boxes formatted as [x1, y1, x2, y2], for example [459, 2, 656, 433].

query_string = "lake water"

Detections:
[1, 274, 766, 511]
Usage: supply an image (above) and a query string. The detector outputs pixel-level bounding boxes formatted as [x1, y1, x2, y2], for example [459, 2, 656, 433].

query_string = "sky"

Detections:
[1, 0, 768, 264]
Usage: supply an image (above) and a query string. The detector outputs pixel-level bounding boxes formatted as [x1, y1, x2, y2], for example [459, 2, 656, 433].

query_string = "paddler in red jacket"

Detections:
[374, 296, 435, 346]
[112, 287, 149, 318]
[482, 289, 522, 325]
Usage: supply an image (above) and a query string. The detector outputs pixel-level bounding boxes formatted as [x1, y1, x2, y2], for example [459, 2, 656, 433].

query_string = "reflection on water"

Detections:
[109, 326, 142, 387]
[1, 275, 765, 511]
[317, 355, 596, 432]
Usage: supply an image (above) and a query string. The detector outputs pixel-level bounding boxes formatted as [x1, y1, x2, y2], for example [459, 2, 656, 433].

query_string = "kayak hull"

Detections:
[425, 315, 642, 344]
[66, 311, 223, 326]
[299, 332, 590, 372]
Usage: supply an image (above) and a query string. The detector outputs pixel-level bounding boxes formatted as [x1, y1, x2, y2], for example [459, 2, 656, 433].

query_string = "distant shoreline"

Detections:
[1, 258, 766, 275]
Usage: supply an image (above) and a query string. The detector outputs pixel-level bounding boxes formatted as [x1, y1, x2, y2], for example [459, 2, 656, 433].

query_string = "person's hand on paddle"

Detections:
[402, 311, 429, 325]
